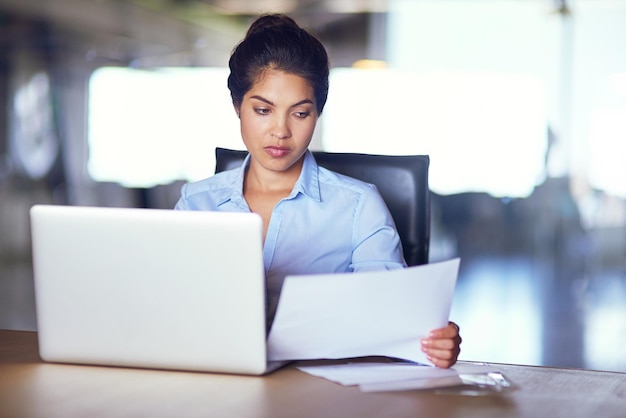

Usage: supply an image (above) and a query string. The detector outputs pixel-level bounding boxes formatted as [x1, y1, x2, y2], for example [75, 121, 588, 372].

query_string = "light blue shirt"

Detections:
[175, 151, 406, 321]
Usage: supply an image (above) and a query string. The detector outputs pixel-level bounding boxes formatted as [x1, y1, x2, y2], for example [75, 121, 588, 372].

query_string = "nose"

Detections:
[271, 116, 291, 139]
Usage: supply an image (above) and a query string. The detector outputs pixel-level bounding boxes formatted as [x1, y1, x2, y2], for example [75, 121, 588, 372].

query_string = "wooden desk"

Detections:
[1, 330, 624, 418]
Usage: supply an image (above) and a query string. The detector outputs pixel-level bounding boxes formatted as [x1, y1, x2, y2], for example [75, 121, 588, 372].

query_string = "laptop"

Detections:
[30, 204, 285, 375]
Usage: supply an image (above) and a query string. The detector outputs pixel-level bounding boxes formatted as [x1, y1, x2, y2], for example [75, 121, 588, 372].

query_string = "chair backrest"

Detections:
[214, 147, 430, 266]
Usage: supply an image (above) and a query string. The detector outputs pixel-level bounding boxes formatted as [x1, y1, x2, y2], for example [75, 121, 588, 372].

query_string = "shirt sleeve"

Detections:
[349, 184, 407, 271]
[173, 184, 189, 210]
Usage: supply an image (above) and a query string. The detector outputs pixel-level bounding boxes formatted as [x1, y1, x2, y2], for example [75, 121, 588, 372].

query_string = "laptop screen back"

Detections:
[30, 205, 269, 375]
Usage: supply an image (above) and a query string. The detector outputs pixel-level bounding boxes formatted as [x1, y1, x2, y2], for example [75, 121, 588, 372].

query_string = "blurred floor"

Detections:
[449, 254, 626, 372]
[433, 186, 626, 373]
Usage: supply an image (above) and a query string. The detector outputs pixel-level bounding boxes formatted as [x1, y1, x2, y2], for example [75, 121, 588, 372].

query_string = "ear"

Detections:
[233, 104, 241, 118]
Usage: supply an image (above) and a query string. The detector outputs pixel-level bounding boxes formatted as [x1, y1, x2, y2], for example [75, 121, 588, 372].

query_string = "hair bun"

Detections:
[245, 14, 299, 37]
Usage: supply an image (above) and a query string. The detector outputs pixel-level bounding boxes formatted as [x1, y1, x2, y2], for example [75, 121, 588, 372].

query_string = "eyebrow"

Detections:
[249, 95, 314, 108]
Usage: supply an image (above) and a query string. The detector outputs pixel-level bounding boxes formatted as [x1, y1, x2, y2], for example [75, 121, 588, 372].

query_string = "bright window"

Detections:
[88, 67, 242, 187]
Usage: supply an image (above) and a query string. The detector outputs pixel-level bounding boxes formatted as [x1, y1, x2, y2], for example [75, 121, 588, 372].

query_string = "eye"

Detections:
[254, 107, 270, 115]
[294, 111, 310, 119]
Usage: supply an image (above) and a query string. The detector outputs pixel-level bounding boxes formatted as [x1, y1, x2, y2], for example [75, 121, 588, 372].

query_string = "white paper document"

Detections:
[267, 258, 460, 365]
[296, 362, 501, 393]
[297, 362, 459, 386]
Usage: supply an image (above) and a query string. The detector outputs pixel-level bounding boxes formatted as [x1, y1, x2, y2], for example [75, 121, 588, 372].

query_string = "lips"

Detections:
[264, 146, 291, 158]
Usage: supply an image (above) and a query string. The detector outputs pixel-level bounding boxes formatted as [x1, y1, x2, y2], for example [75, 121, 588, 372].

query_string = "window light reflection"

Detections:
[322, 69, 549, 198]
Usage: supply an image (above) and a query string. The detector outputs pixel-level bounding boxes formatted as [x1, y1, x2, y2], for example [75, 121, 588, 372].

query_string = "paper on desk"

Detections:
[267, 258, 460, 365]
[296, 362, 500, 392]
[359, 363, 505, 393]
[297, 362, 459, 386]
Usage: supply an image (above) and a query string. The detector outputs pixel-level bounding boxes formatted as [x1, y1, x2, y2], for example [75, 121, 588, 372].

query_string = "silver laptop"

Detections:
[30, 204, 284, 375]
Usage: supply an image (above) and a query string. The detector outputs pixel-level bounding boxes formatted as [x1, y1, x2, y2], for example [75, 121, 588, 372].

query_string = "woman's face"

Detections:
[237, 69, 318, 176]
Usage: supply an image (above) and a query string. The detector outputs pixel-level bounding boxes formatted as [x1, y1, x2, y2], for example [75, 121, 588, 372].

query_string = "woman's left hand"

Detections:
[420, 321, 462, 368]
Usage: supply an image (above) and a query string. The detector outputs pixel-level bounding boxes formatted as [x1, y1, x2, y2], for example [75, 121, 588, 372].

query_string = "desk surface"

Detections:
[1, 330, 625, 418]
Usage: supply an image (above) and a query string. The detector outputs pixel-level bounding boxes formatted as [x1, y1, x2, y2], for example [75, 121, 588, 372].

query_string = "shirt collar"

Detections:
[213, 155, 249, 209]
[218, 150, 322, 206]
[290, 151, 321, 202]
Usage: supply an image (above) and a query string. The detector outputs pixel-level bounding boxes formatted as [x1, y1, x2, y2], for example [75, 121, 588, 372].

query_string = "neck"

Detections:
[244, 157, 304, 194]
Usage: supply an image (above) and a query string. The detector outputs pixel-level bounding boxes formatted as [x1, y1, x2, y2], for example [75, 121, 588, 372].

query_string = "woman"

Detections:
[175, 14, 461, 368]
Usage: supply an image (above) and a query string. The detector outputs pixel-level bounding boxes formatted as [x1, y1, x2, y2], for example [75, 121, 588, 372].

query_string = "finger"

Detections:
[424, 346, 461, 369]
[421, 337, 455, 351]
[429, 322, 459, 339]
[427, 349, 453, 362]
[422, 338, 461, 360]
[421, 333, 461, 351]
[429, 357, 453, 368]
[425, 345, 460, 360]
[427, 354, 457, 369]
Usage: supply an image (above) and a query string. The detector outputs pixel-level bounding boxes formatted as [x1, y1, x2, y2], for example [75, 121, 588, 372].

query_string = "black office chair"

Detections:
[214, 147, 431, 266]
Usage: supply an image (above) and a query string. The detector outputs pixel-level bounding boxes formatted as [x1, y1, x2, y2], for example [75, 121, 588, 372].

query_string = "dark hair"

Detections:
[227, 14, 330, 114]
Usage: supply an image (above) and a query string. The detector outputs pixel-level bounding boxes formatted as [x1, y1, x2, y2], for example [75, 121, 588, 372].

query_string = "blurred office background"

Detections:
[1, 0, 625, 372]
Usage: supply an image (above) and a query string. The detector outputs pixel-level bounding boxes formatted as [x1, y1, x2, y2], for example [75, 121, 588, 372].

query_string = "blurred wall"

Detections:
[0, 1, 373, 330]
